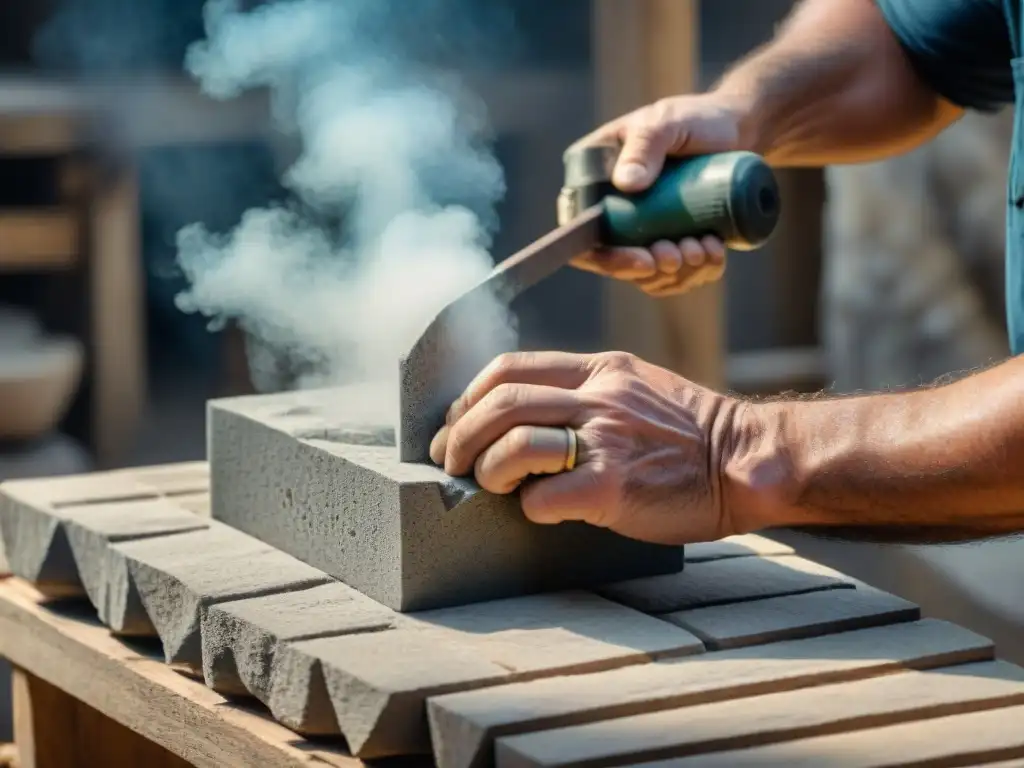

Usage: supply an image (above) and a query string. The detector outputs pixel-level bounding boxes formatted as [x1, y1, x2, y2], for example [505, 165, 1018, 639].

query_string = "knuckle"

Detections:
[597, 351, 637, 372]
[482, 382, 523, 414]
[488, 351, 520, 379]
[505, 425, 534, 458]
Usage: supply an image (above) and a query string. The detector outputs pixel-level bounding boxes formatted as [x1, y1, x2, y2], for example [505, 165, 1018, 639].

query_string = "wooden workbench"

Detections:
[1, 463, 1024, 768]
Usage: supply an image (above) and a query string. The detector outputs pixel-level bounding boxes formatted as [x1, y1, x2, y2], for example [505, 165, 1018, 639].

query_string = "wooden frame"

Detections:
[591, 0, 725, 388]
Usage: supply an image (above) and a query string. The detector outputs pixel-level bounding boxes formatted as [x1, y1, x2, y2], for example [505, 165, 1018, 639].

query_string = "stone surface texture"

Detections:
[208, 388, 683, 612]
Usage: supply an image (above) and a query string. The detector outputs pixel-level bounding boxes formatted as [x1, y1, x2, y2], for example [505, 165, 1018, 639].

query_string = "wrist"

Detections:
[718, 399, 804, 534]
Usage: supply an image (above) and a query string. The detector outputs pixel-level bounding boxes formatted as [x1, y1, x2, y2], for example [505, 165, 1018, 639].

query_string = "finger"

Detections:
[613, 115, 674, 192]
[473, 425, 573, 494]
[679, 238, 707, 268]
[520, 465, 608, 526]
[570, 247, 657, 279]
[442, 383, 582, 476]
[446, 350, 592, 427]
[633, 270, 685, 295]
[649, 240, 683, 275]
[701, 235, 726, 265]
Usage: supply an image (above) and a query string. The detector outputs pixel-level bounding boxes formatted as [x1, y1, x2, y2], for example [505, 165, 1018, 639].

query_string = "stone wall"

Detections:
[822, 109, 1012, 393]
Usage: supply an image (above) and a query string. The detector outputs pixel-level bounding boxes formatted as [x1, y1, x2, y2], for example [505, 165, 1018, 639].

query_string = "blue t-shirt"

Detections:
[875, 0, 1024, 353]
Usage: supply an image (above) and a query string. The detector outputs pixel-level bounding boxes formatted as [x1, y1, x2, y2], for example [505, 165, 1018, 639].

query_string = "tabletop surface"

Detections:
[0, 461, 1023, 768]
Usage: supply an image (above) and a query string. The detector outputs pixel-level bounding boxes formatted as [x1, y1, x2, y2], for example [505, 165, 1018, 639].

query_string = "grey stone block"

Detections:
[62, 500, 211, 634]
[112, 523, 333, 669]
[201, 582, 397, 698]
[0, 479, 206, 598]
[271, 591, 704, 757]
[208, 388, 684, 612]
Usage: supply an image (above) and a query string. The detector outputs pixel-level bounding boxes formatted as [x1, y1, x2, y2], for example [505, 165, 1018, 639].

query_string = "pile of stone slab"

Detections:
[6, 459, 1021, 765]
[4, 388, 1024, 766]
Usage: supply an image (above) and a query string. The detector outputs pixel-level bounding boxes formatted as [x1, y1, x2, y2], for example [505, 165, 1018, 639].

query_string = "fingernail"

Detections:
[615, 162, 648, 188]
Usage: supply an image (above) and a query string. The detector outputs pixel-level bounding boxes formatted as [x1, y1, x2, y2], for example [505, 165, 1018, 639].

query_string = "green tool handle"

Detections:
[560, 145, 781, 252]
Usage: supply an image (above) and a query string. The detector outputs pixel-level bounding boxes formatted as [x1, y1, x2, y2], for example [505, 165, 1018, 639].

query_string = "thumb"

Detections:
[613, 122, 681, 192]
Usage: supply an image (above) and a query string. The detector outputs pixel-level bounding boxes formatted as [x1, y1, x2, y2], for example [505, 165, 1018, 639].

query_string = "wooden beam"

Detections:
[0, 211, 78, 272]
[592, 0, 725, 387]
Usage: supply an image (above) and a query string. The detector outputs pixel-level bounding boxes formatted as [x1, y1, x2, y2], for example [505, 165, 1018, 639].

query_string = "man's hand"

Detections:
[570, 93, 755, 297]
[428, 350, 750, 545]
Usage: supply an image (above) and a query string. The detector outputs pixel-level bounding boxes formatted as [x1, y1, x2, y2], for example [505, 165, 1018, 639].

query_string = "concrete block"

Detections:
[112, 522, 332, 669]
[270, 591, 703, 757]
[201, 582, 397, 697]
[208, 389, 684, 612]
[597, 555, 854, 614]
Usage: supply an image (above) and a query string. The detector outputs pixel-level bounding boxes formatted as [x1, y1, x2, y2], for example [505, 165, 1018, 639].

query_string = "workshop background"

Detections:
[0, 0, 1020, 744]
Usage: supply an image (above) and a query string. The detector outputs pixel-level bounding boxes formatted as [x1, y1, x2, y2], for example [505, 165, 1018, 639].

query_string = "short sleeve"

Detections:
[875, 0, 1015, 111]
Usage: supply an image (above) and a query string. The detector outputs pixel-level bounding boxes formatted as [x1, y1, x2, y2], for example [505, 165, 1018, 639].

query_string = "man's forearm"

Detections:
[715, 0, 962, 167]
[727, 356, 1024, 542]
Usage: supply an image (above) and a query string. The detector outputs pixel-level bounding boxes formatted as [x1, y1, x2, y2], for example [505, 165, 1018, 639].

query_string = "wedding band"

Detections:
[564, 427, 578, 471]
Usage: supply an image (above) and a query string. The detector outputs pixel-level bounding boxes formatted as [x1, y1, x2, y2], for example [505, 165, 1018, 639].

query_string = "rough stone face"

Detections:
[208, 388, 684, 612]
[202, 582, 397, 697]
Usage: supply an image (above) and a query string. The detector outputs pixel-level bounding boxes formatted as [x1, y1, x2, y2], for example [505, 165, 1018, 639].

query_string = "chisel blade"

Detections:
[398, 204, 604, 464]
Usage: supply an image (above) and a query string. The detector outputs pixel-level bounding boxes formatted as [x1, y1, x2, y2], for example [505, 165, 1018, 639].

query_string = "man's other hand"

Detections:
[429, 350, 752, 546]
[569, 93, 755, 297]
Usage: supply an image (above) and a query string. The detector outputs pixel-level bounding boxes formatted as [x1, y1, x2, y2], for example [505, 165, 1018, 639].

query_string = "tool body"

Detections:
[398, 146, 781, 464]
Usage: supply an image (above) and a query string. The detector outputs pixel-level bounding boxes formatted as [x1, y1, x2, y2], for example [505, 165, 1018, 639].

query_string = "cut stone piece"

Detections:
[661, 584, 919, 650]
[493, 660, 1024, 768]
[280, 590, 704, 758]
[0, 489, 80, 595]
[208, 389, 684, 612]
[633, 703, 1024, 768]
[61, 500, 211, 634]
[0, 485, 205, 597]
[426, 618, 992, 768]
[201, 582, 397, 698]
[597, 555, 853, 614]
[111, 522, 332, 669]
[683, 534, 793, 563]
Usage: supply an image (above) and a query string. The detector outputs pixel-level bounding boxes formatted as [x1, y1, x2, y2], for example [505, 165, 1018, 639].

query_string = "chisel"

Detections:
[398, 143, 782, 464]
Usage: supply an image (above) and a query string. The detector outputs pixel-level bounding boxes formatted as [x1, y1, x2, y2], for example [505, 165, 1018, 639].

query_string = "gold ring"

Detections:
[564, 427, 578, 471]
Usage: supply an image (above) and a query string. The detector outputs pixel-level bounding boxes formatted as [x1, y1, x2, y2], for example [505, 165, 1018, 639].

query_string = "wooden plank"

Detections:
[597, 555, 854, 614]
[0, 578, 361, 768]
[493, 660, 1024, 768]
[427, 619, 993, 768]
[661, 584, 919, 650]
[13, 666, 192, 768]
[630, 704, 1024, 767]
[0, 210, 78, 271]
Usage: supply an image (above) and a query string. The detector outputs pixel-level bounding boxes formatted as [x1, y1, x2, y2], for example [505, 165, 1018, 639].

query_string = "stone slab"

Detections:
[661, 584, 919, 650]
[0, 483, 208, 597]
[201, 582, 397, 697]
[272, 591, 703, 757]
[111, 522, 333, 669]
[208, 389, 683, 612]
[60, 500, 210, 634]
[683, 534, 793, 563]
[597, 554, 853, 614]
[426, 619, 992, 768]
[493, 660, 1024, 768]
[634, 704, 1024, 767]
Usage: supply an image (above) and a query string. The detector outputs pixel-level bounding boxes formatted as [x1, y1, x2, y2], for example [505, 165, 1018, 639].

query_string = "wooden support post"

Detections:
[87, 162, 146, 468]
[592, 0, 725, 388]
[12, 667, 190, 768]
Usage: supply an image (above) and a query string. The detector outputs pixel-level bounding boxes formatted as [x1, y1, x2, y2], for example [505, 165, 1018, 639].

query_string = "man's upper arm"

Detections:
[874, 0, 1015, 111]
